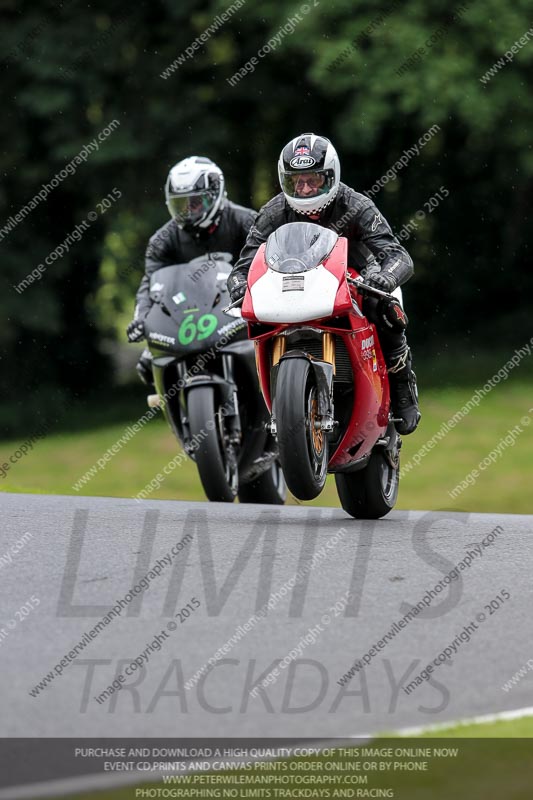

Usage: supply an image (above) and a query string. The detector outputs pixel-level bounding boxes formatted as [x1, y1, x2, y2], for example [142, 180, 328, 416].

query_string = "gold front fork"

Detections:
[272, 335, 286, 366]
[270, 333, 335, 372]
[322, 332, 336, 375]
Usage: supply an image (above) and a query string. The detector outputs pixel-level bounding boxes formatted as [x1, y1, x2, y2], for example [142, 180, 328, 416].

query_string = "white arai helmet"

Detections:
[278, 133, 340, 216]
[165, 156, 226, 230]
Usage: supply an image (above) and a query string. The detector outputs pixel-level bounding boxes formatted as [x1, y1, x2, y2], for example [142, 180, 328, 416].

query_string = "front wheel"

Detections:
[276, 358, 328, 501]
[187, 386, 238, 502]
[335, 447, 399, 519]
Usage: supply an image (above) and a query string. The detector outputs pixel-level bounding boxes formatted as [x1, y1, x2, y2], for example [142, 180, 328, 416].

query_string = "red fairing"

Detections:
[322, 238, 353, 316]
[242, 228, 391, 475]
[328, 324, 389, 468]
[253, 328, 286, 411]
[241, 243, 267, 322]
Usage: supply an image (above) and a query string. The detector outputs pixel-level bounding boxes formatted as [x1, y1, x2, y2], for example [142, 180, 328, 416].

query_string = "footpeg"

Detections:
[266, 420, 278, 436]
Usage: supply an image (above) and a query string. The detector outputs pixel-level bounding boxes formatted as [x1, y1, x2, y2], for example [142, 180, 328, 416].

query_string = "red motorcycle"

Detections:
[237, 221, 402, 519]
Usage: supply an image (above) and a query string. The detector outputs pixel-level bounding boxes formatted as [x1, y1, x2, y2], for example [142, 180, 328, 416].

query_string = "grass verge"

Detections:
[1, 381, 531, 513]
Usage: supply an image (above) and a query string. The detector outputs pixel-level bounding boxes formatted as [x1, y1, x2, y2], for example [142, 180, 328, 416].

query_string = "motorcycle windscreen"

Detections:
[251, 222, 341, 323]
[144, 260, 246, 356]
[265, 222, 338, 273]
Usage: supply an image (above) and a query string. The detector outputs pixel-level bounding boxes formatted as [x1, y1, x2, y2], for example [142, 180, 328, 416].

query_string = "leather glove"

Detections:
[127, 318, 145, 342]
[366, 272, 397, 293]
[228, 275, 247, 304]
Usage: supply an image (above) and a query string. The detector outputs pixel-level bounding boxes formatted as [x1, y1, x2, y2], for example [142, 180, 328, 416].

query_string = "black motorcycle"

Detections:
[143, 254, 286, 504]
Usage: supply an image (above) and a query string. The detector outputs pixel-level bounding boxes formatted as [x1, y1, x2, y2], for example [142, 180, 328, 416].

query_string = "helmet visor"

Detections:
[167, 191, 215, 225]
[280, 169, 335, 199]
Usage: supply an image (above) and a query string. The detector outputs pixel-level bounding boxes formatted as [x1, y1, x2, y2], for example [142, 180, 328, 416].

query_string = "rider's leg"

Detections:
[136, 348, 155, 389]
[363, 297, 421, 435]
[383, 335, 421, 436]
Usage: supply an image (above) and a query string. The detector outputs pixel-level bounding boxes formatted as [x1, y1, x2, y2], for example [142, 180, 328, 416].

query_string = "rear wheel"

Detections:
[238, 460, 287, 505]
[335, 447, 399, 519]
[276, 358, 328, 501]
[187, 386, 238, 502]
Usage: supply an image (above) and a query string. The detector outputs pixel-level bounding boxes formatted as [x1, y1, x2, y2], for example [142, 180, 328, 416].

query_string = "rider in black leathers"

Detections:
[127, 156, 256, 384]
[228, 133, 420, 435]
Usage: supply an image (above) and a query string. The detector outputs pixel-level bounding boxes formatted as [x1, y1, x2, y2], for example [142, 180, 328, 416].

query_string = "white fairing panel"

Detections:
[250, 266, 339, 323]
[392, 286, 404, 306]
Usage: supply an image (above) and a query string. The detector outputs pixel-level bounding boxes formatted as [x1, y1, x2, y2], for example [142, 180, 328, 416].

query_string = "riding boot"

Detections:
[136, 348, 155, 390]
[385, 344, 421, 435]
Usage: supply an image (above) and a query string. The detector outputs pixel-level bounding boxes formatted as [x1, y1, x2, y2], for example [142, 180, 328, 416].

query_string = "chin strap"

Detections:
[290, 191, 338, 218]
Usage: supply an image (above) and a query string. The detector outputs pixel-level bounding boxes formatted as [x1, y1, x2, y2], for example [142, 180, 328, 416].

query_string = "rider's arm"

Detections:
[134, 224, 178, 319]
[234, 208, 258, 258]
[228, 207, 275, 292]
[352, 198, 414, 286]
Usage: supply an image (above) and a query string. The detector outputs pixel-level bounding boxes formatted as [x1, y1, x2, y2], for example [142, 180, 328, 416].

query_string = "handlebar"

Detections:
[223, 297, 244, 313]
[346, 275, 395, 300]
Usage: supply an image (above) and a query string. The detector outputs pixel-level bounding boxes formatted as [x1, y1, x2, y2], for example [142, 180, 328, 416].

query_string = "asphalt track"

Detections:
[1, 493, 533, 795]
[2, 492, 532, 738]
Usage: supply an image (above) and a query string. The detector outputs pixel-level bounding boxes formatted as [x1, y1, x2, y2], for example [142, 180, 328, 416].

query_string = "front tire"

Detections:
[276, 358, 328, 501]
[335, 448, 399, 519]
[187, 386, 238, 502]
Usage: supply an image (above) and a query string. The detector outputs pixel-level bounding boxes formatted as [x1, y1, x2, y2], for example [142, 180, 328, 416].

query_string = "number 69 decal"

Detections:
[178, 313, 218, 345]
